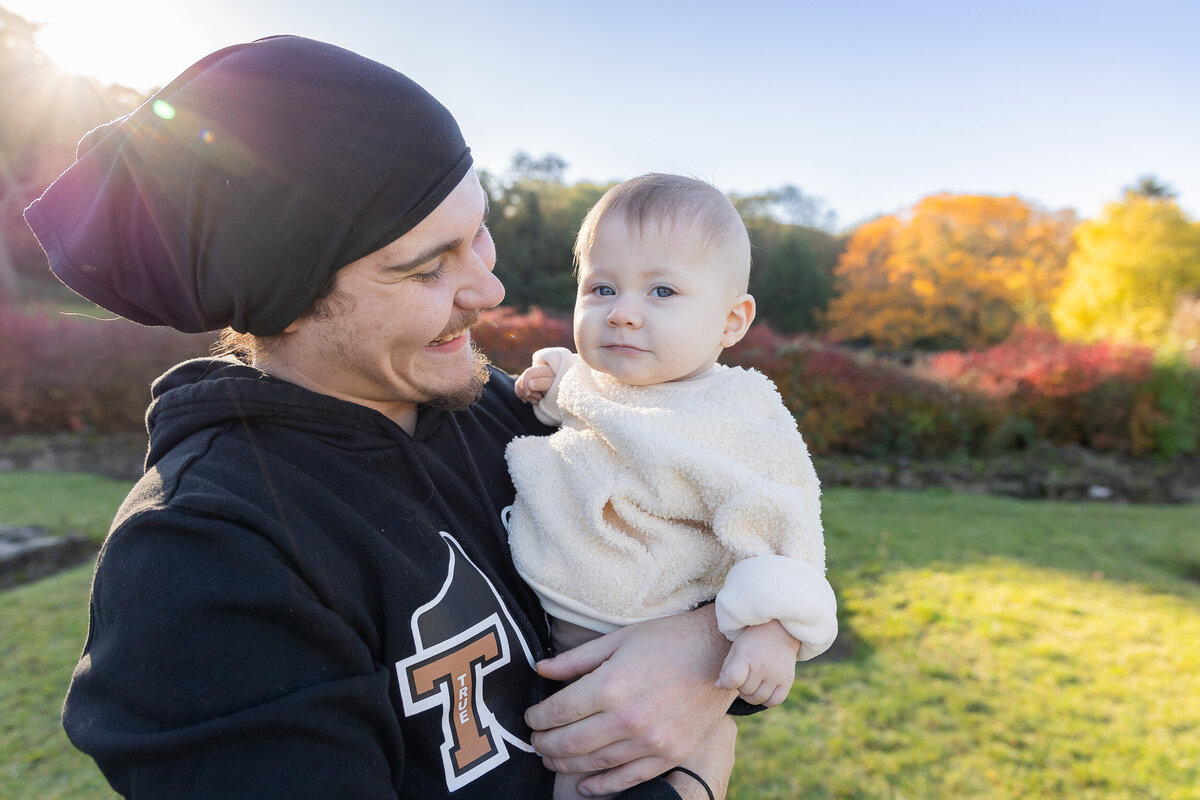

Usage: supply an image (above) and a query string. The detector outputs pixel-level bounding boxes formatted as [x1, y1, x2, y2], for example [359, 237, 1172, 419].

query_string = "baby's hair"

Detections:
[574, 173, 751, 288]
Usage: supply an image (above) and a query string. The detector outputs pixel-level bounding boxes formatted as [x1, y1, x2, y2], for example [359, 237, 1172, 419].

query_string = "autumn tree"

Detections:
[824, 194, 1076, 351]
[1052, 190, 1200, 349]
[0, 8, 143, 301]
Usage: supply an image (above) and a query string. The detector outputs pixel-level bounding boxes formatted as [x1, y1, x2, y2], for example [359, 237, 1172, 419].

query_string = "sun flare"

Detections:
[5, 0, 217, 90]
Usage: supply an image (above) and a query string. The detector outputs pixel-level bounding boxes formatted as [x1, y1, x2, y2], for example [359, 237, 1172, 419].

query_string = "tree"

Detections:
[1128, 174, 1176, 199]
[824, 194, 1076, 351]
[743, 218, 842, 333]
[482, 166, 844, 332]
[0, 8, 144, 301]
[731, 184, 837, 231]
[1052, 191, 1200, 349]
[482, 153, 607, 311]
[730, 186, 842, 333]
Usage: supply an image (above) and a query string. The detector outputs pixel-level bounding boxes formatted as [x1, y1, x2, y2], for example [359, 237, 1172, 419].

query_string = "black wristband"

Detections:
[668, 767, 716, 800]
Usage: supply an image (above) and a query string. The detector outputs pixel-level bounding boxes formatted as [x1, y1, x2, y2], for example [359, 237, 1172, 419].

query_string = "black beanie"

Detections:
[23, 35, 473, 335]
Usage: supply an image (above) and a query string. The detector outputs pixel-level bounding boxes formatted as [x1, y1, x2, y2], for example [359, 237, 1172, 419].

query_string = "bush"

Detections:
[924, 327, 1199, 457]
[6, 304, 1195, 459]
[477, 307, 988, 457]
[0, 306, 213, 433]
[475, 306, 573, 373]
[476, 311, 1200, 459]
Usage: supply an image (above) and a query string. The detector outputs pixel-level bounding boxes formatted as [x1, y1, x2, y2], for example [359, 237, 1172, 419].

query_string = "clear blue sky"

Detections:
[11, 0, 1199, 229]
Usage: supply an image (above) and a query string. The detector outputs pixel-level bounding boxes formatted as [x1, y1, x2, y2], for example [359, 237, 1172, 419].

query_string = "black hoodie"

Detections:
[63, 358, 681, 799]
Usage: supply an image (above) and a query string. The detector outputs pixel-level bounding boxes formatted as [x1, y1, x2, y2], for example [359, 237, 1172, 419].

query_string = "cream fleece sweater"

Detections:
[504, 348, 837, 661]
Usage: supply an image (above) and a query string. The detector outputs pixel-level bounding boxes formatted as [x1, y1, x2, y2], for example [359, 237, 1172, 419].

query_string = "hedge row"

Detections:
[0, 307, 213, 432]
[475, 311, 1200, 459]
[3, 305, 1197, 458]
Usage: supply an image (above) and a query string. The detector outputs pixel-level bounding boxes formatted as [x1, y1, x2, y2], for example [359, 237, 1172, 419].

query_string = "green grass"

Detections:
[1, 475, 1197, 799]
[1, 566, 117, 798]
[0, 472, 131, 541]
[732, 490, 1200, 800]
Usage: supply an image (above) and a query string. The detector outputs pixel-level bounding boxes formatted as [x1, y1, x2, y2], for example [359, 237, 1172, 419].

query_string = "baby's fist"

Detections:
[515, 364, 556, 404]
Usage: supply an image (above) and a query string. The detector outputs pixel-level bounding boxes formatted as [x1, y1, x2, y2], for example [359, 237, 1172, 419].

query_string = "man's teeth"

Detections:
[432, 331, 462, 344]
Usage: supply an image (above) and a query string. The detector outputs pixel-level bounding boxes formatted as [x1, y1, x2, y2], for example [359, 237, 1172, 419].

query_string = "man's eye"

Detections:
[413, 265, 445, 283]
[652, 286, 675, 298]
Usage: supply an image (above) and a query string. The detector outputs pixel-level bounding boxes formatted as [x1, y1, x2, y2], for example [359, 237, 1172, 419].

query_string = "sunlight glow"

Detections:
[5, 0, 214, 90]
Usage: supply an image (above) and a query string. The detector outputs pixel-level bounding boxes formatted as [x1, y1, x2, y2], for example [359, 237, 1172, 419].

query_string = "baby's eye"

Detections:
[651, 286, 676, 298]
[593, 285, 616, 296]
[412, 265, 445, 283]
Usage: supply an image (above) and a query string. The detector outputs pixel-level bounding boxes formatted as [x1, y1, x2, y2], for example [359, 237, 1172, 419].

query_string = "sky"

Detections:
[8, 0, 1199, 230]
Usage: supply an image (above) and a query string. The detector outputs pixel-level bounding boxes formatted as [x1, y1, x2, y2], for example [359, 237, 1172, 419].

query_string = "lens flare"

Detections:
[152, 100, 176, 120]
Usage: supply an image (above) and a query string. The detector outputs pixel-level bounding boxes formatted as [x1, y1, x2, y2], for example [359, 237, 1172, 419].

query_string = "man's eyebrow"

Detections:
[384, 238, 462, 274]
[383, 199, 489, 274]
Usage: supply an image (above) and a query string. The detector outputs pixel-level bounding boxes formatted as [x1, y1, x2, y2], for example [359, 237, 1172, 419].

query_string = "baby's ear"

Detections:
[721, 293, 756, 348]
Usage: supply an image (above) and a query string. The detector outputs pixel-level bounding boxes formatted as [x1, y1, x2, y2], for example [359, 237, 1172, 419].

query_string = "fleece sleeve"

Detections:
[62, 510, 407, 800]
[714, 554, 838, 661]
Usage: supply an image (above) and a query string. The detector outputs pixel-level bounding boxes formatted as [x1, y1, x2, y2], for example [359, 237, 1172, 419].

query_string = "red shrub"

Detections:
[474, 307, 985, 456]
[475, 306, 574, 373]
[921, 327, 1187, 454]
[0, 306, 213, 433]
[7, 305, 1193, 458]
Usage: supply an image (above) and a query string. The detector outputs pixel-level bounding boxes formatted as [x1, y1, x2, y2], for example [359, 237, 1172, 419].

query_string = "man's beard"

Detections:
[422, 339, 492, 414]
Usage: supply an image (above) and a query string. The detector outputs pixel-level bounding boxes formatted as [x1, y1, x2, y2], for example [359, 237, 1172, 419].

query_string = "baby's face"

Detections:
[573, 214, 746, 386]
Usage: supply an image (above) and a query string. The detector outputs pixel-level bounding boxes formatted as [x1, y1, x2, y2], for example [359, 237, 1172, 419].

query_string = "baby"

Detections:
[504, 173, 836, 800]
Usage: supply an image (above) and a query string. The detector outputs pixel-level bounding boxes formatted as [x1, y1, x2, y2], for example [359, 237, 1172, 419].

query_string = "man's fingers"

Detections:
[536, 735, 651, 775]
[525, 635, 623, 732]
[575, 756, 675, 797]
[534, 631, 622, 682]
[525, 681, 594, 732]
[529, 706, 619, 761]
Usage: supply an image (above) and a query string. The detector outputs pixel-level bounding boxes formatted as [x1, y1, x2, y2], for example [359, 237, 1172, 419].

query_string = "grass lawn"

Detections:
[1, 472, 1197, 799]
[0, 472, 130, 541]
[734, 489, 1200, 800]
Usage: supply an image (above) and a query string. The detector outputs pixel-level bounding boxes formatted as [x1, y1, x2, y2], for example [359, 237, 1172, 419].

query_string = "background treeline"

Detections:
[480, 152, 844, 334]
[2, 7, 1198, 459]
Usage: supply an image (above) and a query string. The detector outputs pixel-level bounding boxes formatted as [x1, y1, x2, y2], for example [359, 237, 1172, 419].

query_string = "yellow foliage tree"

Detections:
[825, 194, 1075, 350]
[1052, 193, 1200, 349]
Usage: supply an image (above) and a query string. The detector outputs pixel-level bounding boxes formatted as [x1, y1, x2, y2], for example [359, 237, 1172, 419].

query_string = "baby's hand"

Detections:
[515, 363, 556, 404]
[715, 620, 802, 708]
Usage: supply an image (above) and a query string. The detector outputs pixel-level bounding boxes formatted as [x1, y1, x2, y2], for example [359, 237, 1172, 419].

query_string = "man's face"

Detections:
[269, 170, 503, 430]
[573, 214, 746, 386]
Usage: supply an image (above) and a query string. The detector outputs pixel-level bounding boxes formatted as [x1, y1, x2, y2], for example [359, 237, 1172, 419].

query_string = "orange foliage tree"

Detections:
[824, 194, 1076, 350]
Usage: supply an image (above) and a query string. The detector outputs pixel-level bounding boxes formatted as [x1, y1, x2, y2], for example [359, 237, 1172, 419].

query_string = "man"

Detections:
[25, 36, 737, 799]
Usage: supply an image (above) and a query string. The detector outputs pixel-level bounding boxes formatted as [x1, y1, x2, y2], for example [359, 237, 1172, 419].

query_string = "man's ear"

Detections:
[720, 293, 756, 348]
[280, 317, 305, 335]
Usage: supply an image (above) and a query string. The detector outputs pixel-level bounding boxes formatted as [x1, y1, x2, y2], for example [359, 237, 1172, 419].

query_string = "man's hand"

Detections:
[525, 605, 738, 797]
[515, 363, 556, 404]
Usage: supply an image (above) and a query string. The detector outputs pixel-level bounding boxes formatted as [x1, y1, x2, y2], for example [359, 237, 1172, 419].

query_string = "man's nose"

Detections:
[456, 241, 505, 310]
